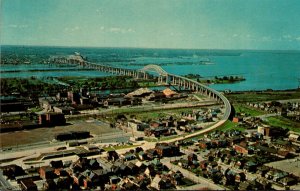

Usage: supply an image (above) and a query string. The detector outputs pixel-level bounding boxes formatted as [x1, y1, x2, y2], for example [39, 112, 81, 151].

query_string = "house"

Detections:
[89, 159, 100, 170]
[109, 175, 121, 184]
[80, 97, 90, 105]
[38, 112, 66, 126]
[107, 150, 119, 161]
[224, 169, 236, 185]
[159, 175, 176, 190]
[55, 131, 90, 141]
[53, 106, 75, 115]
[279, 177, 297, 186]
[273, 140, 299, 152]
[39, 166, 55, 179]
[135, 161, 147, 173]
[56, 92, 68, 101]
[233, 142, 253, 155]
[244, 161, 257, 172]
[128, 120, 149, 131]
[121, 152, 136, 161]
[265, 170, 276, 180]
[50, 160, 63, 169]
[155, 143, 180, 157]
[136, 151, 147, 161]
[20, 179, 38, 191]
[198, 141, 209, 149]
[235, 172, 246, 183]
[43, 179, 57, 190]
[200, 160, 209, 170]
[289, 133, 300, 142]
[115, 163, 130, 176]
[232, 117, 239, 123]
[68, 91, 81, 104]
[162, 88, 178, 98]
[92, 169, 109, 189]
[127, 162, 139, 175]
[144, 149, 158, 160]
[2, 164, 26, 180]
[55, 176, 71, 190]
[272, 171, 288, 182]
[148, 91, 166, 101]
[178, 159, 189, 169]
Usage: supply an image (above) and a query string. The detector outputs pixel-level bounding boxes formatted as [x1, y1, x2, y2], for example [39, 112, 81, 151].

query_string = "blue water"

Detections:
[1, 45, 300, 91]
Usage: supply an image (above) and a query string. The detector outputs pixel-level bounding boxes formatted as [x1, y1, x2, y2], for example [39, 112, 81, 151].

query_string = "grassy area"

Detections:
[264, 116, 300, 133]
[134, 112, 168, 121]
[216, 120, 243, 132]
[233, 104, 266, 116]
[144, 137, 158, 142]
[226, 90, 300, 103]
[158, 134, 183, 141]
[28, 107, 43, 112]
[107, 106, 207, 121]
[103, 144, 139, 151]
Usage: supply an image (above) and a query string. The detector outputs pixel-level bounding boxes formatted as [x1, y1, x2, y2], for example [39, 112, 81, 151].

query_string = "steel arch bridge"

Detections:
[50, 56, 231, 126]
[139, 64, 168, 76]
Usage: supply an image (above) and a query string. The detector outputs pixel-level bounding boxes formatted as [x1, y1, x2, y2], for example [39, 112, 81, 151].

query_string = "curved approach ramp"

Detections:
[50, 56, 231, 135]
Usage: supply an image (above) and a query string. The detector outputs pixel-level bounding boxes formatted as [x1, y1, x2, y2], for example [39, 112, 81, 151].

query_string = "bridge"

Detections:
[50, 55, 231, 123]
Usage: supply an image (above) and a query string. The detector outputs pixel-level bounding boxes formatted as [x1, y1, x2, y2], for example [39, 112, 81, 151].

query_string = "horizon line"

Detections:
[2, 44, 300, 52]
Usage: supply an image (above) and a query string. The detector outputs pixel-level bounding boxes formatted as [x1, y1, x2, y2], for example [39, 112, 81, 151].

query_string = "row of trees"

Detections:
[215, 76, 245, 82]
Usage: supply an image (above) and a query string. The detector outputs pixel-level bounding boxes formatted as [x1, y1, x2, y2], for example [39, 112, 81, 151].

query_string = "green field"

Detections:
[216, 120, 245, 132]
[103, 144, 139, 151]
[264, 116, 300, 133]
[226, 91, 300, 103]
[233, 104, 266, 116]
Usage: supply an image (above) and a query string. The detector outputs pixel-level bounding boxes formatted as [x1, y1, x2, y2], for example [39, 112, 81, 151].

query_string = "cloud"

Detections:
[96, 9, 102, 14]
[170, 32, 182, 37]
[283, 34, 292, 39]
[8, 24, 28, 28]
[109, 27, 135, 34]
[296, 37, 300, 41]
[261, 36, 271, 41]
[109, 27, 122, 33]
[232, 34, 239, 38]
[8, 24, 18, 28]
[64, 26, 81, 32]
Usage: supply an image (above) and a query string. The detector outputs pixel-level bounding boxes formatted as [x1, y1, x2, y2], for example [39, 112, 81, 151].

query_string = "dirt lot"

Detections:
[265, 157, 300, 177]
[0, 119, 121, 148]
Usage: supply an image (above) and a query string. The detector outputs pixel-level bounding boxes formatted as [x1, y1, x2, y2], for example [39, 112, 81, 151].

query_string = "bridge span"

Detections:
[50, 56, 231, 123]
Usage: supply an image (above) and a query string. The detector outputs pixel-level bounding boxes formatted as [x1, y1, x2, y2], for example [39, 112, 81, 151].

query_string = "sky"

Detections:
[1, 0, 300, 50]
